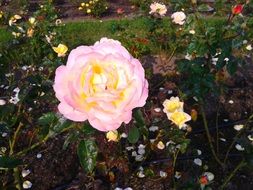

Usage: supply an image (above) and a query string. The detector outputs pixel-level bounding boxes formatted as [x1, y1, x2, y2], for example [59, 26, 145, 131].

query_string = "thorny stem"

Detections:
[220, 160, 246, 190]
[200, 105, 224, 167]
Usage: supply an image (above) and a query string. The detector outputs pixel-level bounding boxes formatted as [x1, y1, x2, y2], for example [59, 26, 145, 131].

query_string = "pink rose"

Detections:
[53, 38, 148, 131]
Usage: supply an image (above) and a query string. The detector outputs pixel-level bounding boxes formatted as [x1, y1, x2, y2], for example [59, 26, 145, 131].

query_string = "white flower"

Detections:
[235, 144, 245, 151]
[189, 29, 195, 34]
[246, 44, 252, 51]
[23, 180, 32, 189]
[149, 2, 167, 16]
[234, 124, 244, 131]
[9, 96, 20, 104]
[29, 17, 36, 25]
[203, 172, 214, 181]
[55, 19, 62, 26]
[0, 99, 6, 105]
[193, 158, 202, 166]
[224, 57, 229, 62]
[171, 11, 186, 25]
[137, 170, 145, 178]
[185, 53, 192, 60]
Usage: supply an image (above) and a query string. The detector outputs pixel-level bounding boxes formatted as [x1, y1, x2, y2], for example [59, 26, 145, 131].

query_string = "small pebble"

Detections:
[157, 141, 165, 150]
[235, 144, 245, 151]
[234, 124, 244, 131]
[228, 100, 234, 104]
[2, 132, 7, 137]
[159, 171, 167, 178]
[193, 158, 202, 166]
[154, 108, 161, 112]
[22, 169, 31, 178]
[220, 138, 226, 142]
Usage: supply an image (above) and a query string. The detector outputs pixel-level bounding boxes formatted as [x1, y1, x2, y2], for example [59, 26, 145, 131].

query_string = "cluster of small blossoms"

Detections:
[78, 0, 108, 15]
[163, 96, 191, 129]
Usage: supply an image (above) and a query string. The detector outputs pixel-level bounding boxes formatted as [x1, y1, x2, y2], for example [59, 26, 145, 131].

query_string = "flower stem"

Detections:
[220, 160, 246, 190]
[200, 105, 223, 167]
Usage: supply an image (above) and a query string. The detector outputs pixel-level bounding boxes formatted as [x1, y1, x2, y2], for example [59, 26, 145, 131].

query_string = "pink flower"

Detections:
[53, 38, 148, 131]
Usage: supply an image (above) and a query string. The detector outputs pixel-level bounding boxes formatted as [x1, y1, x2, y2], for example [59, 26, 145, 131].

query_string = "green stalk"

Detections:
[200, 105, 224, 167]
[220, 160, 246, 190]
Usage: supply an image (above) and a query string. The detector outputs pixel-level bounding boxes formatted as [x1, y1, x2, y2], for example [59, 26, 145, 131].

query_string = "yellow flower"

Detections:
[163, 96, 184, 114]
[78, 7, 83, 10]
[168, 111, 191, 129]
[86, 3, 89, 7]
[29, 17, 36, 25]
[53, 44, 68, 57]
[0, 11, 3, 19]
[87, 9, 91, 14]
[81, 2, 85, 6]
[106, 130, 119, 142]
[27, 28, 34, 37]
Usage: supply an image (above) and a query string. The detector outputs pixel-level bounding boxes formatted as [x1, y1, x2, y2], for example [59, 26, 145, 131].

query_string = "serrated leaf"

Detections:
[0, 156, 22, 169]
[127, 126, 140, 144]
[77, 140, 98, 173]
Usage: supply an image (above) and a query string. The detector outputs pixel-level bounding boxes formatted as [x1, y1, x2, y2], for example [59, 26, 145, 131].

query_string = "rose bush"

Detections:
[54, 38, 148, 131]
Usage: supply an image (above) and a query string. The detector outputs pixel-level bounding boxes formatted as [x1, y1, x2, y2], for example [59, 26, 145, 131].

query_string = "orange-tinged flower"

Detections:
[199, 176, 208, 185]
[232, 4, 243, 15]
[27, 28, 34, 37]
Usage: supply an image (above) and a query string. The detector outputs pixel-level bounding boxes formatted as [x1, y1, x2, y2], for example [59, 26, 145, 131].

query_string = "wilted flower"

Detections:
[117, 8, 125, 15]
[53, 38, 148, 131]
[53, 44, 68, 57]
[27, 28, 34, 37]
[106, 130, 119, 142]
[232, 4, 243, 15]
[149, 2, 167, 17]
[171, 11, 186, 25]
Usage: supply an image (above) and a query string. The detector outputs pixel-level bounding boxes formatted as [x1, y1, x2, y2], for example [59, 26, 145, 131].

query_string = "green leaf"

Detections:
[127, 126, 140, 144]
[77, 139, 98, 173]
[38, 112, 57, 126]
[80, 122, 96, 136]
[133, 109, 145, 126]
[0, 156, 22, 169]
[52, 119, 73, 133]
